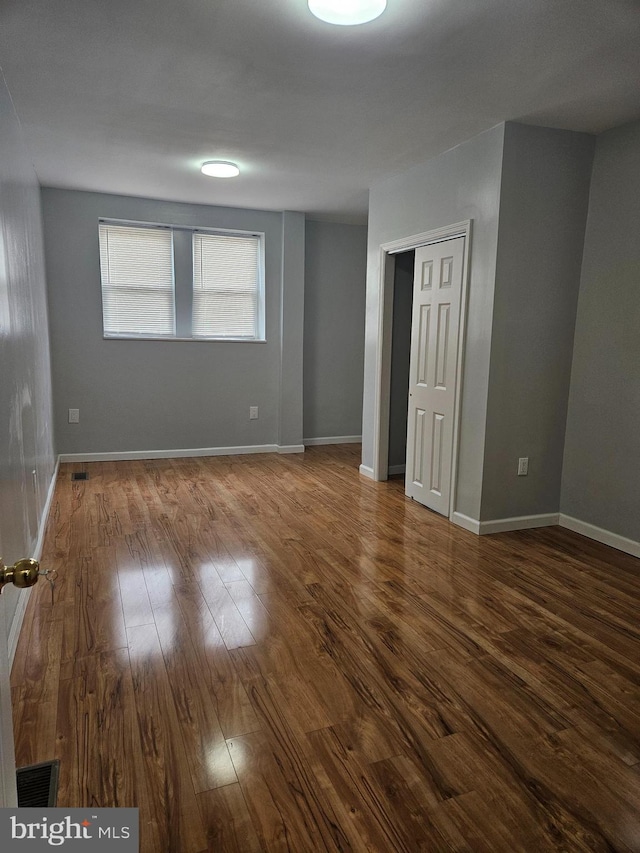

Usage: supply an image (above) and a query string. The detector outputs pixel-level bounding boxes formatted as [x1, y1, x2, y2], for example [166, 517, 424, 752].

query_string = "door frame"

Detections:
[371, 220, 472, 520]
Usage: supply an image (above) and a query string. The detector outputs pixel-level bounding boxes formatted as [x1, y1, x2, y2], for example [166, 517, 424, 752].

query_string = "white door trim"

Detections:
[372, 220, 472, 522]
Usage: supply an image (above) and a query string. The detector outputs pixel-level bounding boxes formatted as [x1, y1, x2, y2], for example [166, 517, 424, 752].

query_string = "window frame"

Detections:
[98, 217, 266, 342]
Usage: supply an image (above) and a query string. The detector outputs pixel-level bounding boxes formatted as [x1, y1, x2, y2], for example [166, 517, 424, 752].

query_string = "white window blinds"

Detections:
[99, 223, 175, 337]
[192, 232, 260, 338]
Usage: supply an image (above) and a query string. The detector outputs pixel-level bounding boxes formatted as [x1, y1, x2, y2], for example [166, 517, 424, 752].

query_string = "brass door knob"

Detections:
[0, 558, 41, 592]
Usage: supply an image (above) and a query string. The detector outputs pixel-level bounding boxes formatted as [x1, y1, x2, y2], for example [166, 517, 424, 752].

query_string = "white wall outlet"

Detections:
[68, 408, 80, 423]
[517, 457, 529, 476]
[249, 406, 259, 420]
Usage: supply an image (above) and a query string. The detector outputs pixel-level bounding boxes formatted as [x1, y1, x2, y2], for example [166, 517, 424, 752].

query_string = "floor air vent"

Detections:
[71, 472, 88, 481]
[16, 760, 60, 807]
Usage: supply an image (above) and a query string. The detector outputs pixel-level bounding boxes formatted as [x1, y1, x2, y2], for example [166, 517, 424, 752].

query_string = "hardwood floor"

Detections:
[11, 445, 640, 852]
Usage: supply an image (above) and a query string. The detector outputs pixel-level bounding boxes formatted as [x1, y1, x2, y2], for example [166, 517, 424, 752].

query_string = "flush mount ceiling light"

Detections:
[201, 160, 240, 178]
[308, 0, 387, 26]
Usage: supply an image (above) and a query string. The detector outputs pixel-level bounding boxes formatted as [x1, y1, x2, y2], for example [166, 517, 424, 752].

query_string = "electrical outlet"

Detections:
[249, 406, 259, 420]
[517, 457, 529, 476]
[68, 408, 80, 424]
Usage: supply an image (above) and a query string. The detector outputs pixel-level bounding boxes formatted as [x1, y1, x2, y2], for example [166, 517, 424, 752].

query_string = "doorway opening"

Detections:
[387, 250, 414, 478]
[372, 220, 472, 520]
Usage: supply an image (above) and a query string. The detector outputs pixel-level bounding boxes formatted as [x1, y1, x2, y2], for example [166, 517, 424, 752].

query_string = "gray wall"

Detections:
[561, 120, 640, 541]
[303, 220, 367, 440]
[0, 77, 55, 636]
[388, 251, 413, 469]
[481, 124, 594, 520]
[280, 211, 305, 447]
[363, 124, 505, 519]
[42, 189, 304, 454]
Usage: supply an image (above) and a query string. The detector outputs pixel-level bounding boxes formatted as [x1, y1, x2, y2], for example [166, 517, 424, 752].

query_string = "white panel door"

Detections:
[405, 237, 464, 515]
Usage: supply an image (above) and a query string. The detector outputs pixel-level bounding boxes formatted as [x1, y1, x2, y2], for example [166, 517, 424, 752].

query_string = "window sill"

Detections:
[103, 335, 267, 343]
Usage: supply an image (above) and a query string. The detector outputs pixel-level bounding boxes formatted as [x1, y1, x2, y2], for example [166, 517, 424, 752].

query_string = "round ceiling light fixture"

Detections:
[308, 0, 387, 26]
[201, 160, 240, 178]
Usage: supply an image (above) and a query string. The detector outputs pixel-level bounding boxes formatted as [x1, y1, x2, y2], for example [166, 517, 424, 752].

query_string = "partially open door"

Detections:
[405, 237, 464, 515]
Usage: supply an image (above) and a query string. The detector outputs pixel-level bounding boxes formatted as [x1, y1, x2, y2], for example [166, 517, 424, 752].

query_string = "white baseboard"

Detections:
[359, 464, 375, 480]
[58, 444, 304, 463]
[452, 511, 559, 535]
[303, 435, 362, 446]
[388, 464, 406, 476]
[451, 512, 481, 534]
[32, 457, 61, 561]
[479, 513, 560, 535]
[452, 509, 639, 560]
[9, 457, 60, 668]
[559, 514, 640, 559]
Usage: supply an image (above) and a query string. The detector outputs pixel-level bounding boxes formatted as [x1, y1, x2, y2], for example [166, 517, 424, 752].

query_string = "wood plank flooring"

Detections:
[11, 445, 640, 852]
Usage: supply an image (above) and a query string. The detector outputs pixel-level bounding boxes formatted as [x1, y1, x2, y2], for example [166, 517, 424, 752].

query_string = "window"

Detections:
[99, 223, 175, 337]
[98, 219, 264, 341]
[192, 232, 260, 339]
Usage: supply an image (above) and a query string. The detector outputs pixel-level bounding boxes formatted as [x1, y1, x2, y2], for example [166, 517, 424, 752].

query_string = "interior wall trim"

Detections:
[304, 436, 362, 446]
[9, 458, 60, 668]
[452, 510, 639, 559]
[452, 511, 559, 535]
[559, 514, 640, 559]
[450, 512, 481, 534]
[58, 445, 304, 463]
[478, 513, 560, 534]
[359, 464, 375, 480]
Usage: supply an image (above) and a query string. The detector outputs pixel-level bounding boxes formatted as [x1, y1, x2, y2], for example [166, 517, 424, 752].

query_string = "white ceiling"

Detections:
[1, 0, 639, 222]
